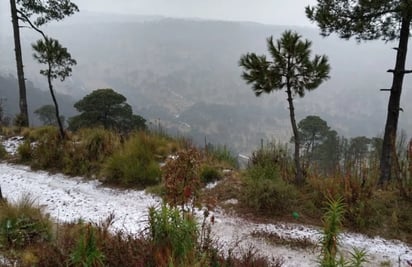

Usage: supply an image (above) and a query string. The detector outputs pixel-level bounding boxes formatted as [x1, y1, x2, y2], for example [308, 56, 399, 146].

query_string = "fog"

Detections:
[0, 0, 318, 28]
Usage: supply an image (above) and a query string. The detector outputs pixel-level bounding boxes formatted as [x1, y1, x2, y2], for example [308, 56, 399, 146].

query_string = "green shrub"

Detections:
[319, 197, 368, 267]
[29, 127, 63, 170]
[200, 165, 222, 184]
[241, 163, 298, 215]
[69, 224, 105, 267]
[103, 132, 161, 187]
[148, 204, 198, 266]
[17, 140, 32, 163]
[0, 143, 7, 160]
[0, 194, 53, 249]
[62, 128, 120, 176]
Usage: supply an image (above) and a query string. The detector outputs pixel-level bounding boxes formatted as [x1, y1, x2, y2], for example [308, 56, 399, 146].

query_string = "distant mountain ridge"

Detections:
[1, 13, 411, 153]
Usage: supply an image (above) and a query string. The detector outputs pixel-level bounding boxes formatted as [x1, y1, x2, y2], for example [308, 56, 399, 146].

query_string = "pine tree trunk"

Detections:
[287, 88, 303, 185]
[10, 0, 29, 126]
[379, 17, 411, 186]
[47, 65, 65, 139]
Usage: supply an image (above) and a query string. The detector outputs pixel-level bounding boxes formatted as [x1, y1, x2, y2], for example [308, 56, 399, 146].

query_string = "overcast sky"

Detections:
[75, 0, 318, 26]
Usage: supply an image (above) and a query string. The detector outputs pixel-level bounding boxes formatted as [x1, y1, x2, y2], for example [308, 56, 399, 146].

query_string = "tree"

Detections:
[306, 1, 412, 185]
[10, 0, 28, 126]
[9, 0, 78, 127]
[32, 37, 76, 139]
[297, 115, 330, 161]
[239, 30, 330, 185]
[68, 89, 146, 133]
[34, 104, 64, 126]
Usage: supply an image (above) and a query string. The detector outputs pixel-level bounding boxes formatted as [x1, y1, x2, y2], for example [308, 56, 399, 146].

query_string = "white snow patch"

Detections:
[0, 160, 411, 266]
[2, 136, 24, 156]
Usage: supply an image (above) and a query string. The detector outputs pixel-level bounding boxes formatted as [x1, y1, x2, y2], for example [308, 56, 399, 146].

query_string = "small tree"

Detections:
[239, 30, 330, 185]
[306, 0, 412, 186]
[68, 89, 146, 133]
[32, 37, 76, 139]
[34, 104, 64, 126]
[297, 115, 330, 162]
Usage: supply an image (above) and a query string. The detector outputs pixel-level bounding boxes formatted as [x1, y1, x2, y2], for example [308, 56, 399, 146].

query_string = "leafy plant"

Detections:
[69, 224, 105, 267]
[200, 165, 222, 184]
[148, 204, 198, 266]
[0, 143, 7, 160]
[319, 196, 368, 267]
[0, 194, 52, 249]
[241, 162, 298, 215]
[162, 147, 202, 211]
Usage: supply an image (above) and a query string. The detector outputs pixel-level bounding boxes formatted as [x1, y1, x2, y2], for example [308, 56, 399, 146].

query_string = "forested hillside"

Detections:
[1, 12, 411, 152]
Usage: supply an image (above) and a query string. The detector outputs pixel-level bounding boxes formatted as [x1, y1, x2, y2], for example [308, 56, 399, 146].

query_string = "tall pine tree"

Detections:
[306, 0, 412, 185]
[239, 31, 330, 185]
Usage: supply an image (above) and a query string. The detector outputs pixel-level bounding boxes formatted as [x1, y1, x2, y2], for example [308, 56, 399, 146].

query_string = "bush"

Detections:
[241, 163, 298, 215]
[103, 132, 161, 187]
[0, 194, 53, 249]
[148, 204, 198, 266]
[28, 127, 63, 170]
[69, 224, 105, 267]
[62, 128, 120, 176]
[17, 140, 33, 163]
[162, 147, 201, 210]
[200, 165, 222, 184]
[0, 143, 7, 160]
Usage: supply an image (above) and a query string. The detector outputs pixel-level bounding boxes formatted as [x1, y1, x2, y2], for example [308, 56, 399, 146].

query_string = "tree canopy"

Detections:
[68, 89, 146, 133]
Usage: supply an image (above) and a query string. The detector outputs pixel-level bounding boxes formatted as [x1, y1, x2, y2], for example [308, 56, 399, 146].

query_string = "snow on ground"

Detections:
[1, 136, 412, 266]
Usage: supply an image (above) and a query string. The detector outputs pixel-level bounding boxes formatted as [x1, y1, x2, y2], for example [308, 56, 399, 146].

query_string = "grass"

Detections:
[0, 194, 53, 250]
[0, 199, 276, 267]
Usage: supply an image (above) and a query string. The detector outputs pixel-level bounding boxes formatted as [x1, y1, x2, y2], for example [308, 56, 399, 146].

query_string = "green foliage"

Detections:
[148, 204, 198, 266]
[32, 37, 76, 82]
[162, 148, 201, 210]
[17, 0, 79, 27]
[241, 162, 298, 215]
[62, 128, 120, 176]
[239, 30, 330, 97]
[251, 141, 293, 180]
[69, 225, 105, 267]
[200, 165, 222, 184]
[319, 197, 368, 267]
[0, 143, 7, 160]
[0, 194, 52, 249]
[32, 36, 76, 139]
[34, 104, 64, 126]
[28, 127, 63, 170]
[306, 1, 404, 41]
[103, 132, 161, 187]
[239, 30, 330, 184]
[69, 88, 146, 133]
[17, 140, 32, 162]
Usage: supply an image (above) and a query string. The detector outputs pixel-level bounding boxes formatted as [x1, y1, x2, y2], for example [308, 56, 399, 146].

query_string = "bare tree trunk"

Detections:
[287, 88, 303, 185]
[10, 0, 29, 126]
[379, 17, 411, 186]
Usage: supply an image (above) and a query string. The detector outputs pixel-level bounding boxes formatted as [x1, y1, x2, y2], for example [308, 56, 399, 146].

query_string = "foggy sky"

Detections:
[76, 0, 318, 26]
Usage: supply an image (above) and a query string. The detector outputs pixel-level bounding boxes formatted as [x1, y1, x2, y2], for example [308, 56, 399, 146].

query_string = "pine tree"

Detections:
[306, 0, 412, 185]
[8, 0, 78, 127]
[239, 30, 330, 185]
[32, 37, 76, 139]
